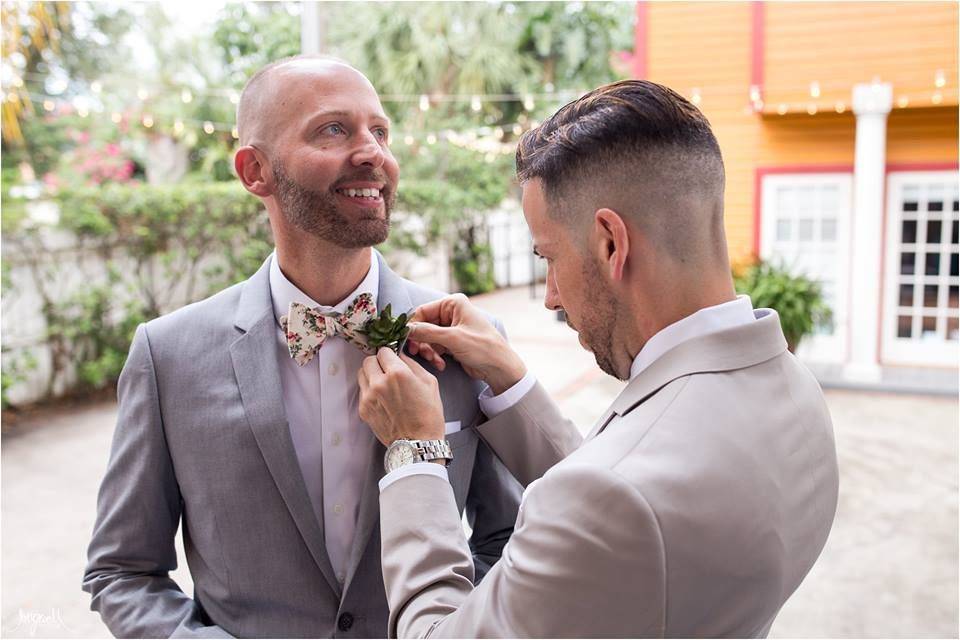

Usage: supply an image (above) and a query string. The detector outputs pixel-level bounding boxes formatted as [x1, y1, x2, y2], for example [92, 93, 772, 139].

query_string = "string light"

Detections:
[111, 112, 122, 123]
[403, 134, 414, 145]
[229, 91, 240, 105]
[806, 103, 818, 115]
[90, 81, 102, 93]
[43, 100, 54, 111]
[690, 88, 702, 106]
[231, 126, 239, 139]
[834, 101, 845, 113]
[932, 92, 943, 105]
[935, 70, 945, 89]
[777, 104, 788, 115]
[512, 123, 523, 136]
[173, 119, 184, 134]
[137, 87, 148, 100]
[749, 85, 761, 102]
[426, 133, 437, 145]
[142, 114, 154, 128]
[809, 81, 821, 98]
[203, 121, 215, 134]
[419, 94, 430, 111]
[897, 96, 909, 108]
[470, 95, 482, 112]
[181, 89, 193, 104]
[523, 94, 535, 110]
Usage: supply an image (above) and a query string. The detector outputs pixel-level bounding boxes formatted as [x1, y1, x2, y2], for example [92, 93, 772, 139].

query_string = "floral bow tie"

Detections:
[280, 293, 376, 365]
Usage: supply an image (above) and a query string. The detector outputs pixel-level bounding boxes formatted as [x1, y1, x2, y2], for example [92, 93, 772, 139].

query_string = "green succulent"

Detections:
[363, 304, 411, 354]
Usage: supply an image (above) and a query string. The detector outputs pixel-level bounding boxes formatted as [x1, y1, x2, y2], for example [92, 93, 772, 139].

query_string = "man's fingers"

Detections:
[362, 355, 384, 384]
[407, 322, 461, 351]
[416, 342, 447, 371]
[376, 347, 408, 374]
[410, 299, 445, 325]
[399, 352, 434, 382]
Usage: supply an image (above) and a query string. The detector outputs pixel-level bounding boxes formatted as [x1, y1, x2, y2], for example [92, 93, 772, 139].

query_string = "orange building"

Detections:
[632, 1, 958, 388]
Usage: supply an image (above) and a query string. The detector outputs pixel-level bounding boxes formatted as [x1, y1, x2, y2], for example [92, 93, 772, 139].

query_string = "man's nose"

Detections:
[351, 131, 385, 168]
[543, 266, 562, 311]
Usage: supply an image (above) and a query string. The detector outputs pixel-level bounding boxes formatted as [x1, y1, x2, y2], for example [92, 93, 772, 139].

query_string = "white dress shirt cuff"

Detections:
[478, 370, 537, 417]
[378, 462, 450, 492]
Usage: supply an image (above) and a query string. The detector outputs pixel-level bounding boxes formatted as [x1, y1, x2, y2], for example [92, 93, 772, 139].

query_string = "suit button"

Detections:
[338, 612, 354, 632]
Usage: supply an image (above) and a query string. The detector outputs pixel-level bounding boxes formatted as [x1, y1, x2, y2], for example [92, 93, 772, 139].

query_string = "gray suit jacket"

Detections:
[380, 308, 840, 638]
[83, 253, 522, 638]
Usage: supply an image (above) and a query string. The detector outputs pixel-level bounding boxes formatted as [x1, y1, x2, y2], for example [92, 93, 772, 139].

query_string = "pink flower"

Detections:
[105, 143, 120, 157]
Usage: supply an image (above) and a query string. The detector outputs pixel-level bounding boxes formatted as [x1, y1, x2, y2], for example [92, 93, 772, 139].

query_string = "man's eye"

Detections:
[374, 128, 389, 142]
[321, 124, 346, 136]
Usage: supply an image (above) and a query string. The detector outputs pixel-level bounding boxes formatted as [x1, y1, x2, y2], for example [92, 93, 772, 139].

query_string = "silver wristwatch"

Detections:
[384, 439, 454, 473]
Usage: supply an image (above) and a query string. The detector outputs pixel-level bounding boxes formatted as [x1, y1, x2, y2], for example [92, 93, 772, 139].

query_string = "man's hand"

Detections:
[406, 294, 527, 395]
[358, 347, 445, 446]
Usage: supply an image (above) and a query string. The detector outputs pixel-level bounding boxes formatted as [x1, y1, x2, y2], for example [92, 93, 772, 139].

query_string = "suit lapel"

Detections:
[343, 252, 414, 591]
[230, 256, 342, 597]
[589, 309, 789, 440]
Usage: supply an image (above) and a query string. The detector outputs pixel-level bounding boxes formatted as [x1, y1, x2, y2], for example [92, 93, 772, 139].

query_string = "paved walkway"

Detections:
[2, 286, 957, 637]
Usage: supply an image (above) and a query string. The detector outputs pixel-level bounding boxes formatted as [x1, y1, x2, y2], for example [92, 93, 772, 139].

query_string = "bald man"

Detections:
[82, 56, 522, 638]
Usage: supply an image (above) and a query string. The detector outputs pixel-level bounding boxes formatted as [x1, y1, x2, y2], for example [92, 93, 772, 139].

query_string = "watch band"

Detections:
[413, 439, 453, 465]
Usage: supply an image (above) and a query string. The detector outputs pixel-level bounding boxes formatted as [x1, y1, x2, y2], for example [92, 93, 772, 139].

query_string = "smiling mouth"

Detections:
[335, 187, 383, 200]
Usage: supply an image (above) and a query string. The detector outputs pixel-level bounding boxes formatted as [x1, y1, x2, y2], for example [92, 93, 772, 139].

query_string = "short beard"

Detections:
[578, 254, 624, 380]
[272, 161, 392, 248]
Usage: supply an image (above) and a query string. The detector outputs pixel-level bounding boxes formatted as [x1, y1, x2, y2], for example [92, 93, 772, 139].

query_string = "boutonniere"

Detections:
[361, 304, 410, 354]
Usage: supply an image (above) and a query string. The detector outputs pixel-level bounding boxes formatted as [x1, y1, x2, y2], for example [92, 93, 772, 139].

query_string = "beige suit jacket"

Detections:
[380, 309, 839, 638]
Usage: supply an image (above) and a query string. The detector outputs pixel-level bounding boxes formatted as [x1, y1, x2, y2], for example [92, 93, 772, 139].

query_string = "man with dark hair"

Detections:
[82, 56, 521, 638]
[358, 79, 839, 637]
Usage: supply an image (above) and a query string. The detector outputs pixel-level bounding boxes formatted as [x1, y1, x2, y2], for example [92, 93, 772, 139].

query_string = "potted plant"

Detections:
[733, 258, 833, 353]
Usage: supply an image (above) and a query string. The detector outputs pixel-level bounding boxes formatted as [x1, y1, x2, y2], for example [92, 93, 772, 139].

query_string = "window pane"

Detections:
[821, 218, 837, 242]
[901, 220, 917, 243]
[899, 284, 914, 307]
[925, 252, 941, 276]
[776, 218, 792, 241]
[950, 285, 959, 309]
[927, 220, 943, 244]
[903, 186, 920, 212]
[897, 315, 913, 338]
[798, 218, 814, 241]
[928, 200, 944, 213]
[952, 253, 959, 277]
[952, 220, 958, 244]
[948, 317, 959, 341]
[921, 316, 938, 338]
[798, 186, 816, 215]
[901, 252, 916, 275]
[777, 187, 796, 213]
[924, 284, 940, 307]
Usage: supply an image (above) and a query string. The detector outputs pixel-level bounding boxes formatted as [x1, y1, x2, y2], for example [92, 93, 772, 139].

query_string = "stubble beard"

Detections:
[272, 161, 394, 249]
[578, 254, 625, 381]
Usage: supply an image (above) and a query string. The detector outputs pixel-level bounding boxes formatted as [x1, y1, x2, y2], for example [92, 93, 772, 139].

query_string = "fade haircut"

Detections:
[236, 54, 351, 147]
[515, 80, 727, 262]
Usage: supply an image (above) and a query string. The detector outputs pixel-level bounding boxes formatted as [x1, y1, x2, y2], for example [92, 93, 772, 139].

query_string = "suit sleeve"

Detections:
[82, 324, 234, 638]
[380, 464, 667, 638]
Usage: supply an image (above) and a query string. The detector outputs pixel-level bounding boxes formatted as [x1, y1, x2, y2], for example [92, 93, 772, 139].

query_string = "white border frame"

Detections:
[760, 173, 853, 364]
[881, 171, 959, 367]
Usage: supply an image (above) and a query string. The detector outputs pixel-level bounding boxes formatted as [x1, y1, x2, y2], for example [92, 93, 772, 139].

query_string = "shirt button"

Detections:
[333, 503, 343, 515]
[328, 362, 339, 376]
[337, 612, 354, 631]
[332, 433, 342, 446]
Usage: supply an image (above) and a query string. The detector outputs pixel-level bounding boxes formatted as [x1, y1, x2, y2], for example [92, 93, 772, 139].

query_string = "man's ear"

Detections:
[593, 208, 630, 281]
[234, 146, 272, 198]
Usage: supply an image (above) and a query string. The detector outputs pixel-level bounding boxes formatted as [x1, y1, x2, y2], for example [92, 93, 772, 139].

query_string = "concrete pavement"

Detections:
[2, 285, 957, 638]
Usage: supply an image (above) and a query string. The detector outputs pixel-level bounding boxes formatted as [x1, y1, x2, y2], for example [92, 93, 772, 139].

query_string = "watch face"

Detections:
[386, 441, 416, 472]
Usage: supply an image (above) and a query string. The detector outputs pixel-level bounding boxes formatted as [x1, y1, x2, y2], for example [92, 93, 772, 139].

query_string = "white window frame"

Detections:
[881, 171, 959, 367]
[760, 172, 853, 364]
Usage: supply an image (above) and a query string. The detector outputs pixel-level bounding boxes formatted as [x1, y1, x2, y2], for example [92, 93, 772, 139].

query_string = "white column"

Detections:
[300, 2, 324, 54]
[844, 81, 893, 383]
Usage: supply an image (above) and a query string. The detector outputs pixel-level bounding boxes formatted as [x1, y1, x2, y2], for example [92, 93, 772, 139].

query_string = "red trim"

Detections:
[633, 2, 648, 79]
[752, 164, 855, 256]
[750, 2, 765, 102]
[877, 162, 958, 364]
[885, 162, 959, 173]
